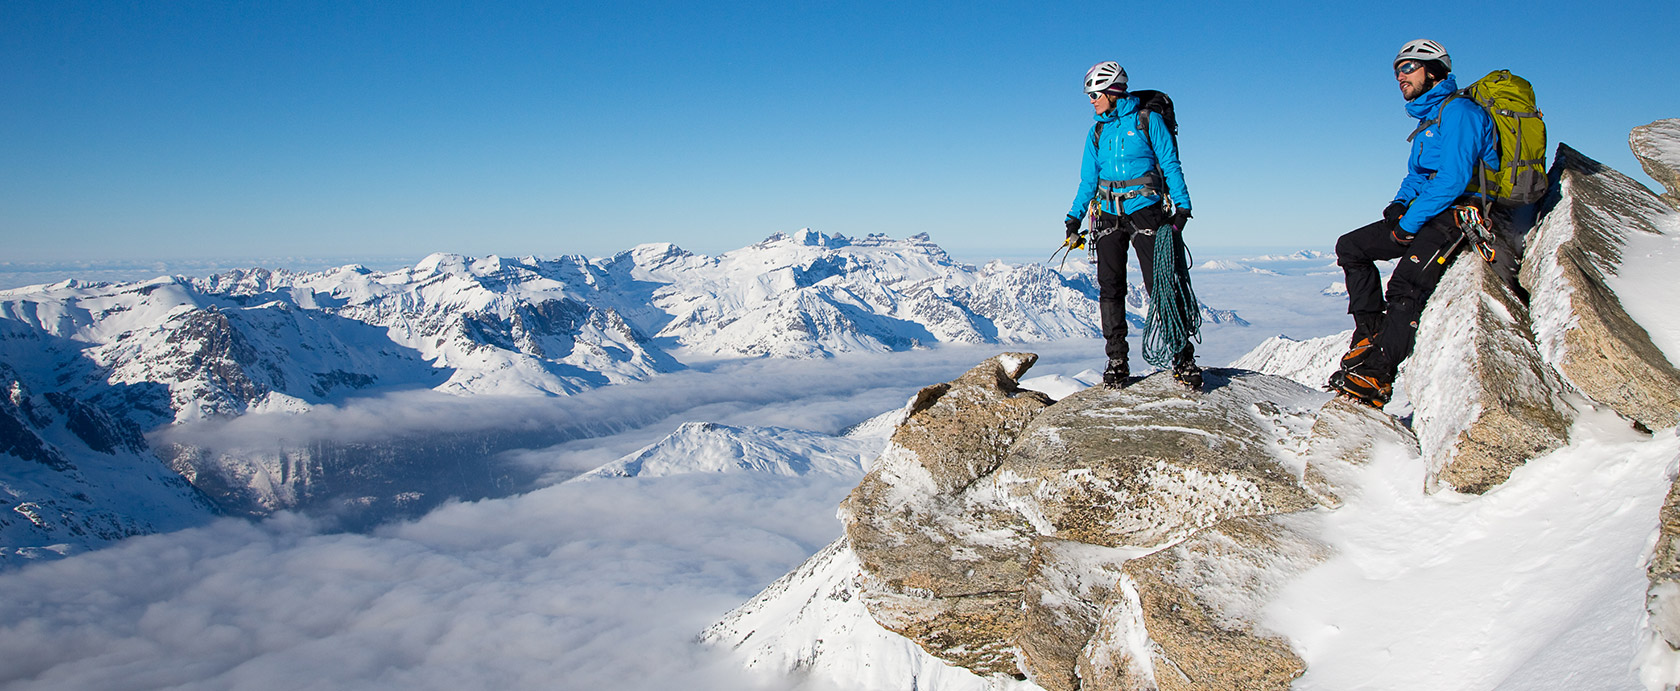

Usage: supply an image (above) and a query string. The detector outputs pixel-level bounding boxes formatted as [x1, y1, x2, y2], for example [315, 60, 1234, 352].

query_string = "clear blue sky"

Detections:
[3, 0, 1676, 265]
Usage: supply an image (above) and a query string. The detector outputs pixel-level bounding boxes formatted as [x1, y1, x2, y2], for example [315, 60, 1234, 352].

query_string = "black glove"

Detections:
[1170, 209, 1191, 230]
[1390, 227, 1416, 246]
[1064, 215, 1086, 250]
[1383, 201, 1407, 223]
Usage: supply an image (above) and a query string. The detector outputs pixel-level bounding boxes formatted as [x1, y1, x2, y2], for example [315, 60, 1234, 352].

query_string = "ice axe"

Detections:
[1048, 231, 1086, 273]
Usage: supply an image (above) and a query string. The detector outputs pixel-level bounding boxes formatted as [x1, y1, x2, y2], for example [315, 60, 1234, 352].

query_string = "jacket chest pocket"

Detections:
[1108, 129, 1141, 162]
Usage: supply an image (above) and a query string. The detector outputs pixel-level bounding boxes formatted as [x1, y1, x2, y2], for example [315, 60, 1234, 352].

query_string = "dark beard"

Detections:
[1404, 77, 1438, 102]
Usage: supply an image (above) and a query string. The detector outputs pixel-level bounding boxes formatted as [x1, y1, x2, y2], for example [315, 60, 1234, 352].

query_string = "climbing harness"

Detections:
[1096, 174, 1163, 207]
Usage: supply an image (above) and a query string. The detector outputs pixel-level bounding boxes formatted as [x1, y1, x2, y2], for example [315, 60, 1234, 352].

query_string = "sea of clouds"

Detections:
[0, 250, 1354, 690]
[0, 342, 1108, 691]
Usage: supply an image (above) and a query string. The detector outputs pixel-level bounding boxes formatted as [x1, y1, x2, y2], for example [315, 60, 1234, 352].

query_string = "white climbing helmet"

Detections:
[1394, 39, 1451, 73]
[1084, 61, 1127, 94]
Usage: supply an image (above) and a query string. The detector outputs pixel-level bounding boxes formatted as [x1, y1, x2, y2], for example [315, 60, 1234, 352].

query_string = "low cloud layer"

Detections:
[2, 342, 1105, 690]
[157, 341, 1101, 449]
[0, 473, 852, 690]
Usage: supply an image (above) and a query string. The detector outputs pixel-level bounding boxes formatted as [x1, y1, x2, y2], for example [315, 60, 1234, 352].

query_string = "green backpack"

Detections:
[1463, 70, 1548, 206]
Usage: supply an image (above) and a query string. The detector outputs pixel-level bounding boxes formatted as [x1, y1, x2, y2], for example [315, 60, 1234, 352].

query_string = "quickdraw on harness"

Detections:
[1453, 204, 1498, 263]
[1424, 203, 1499, 272]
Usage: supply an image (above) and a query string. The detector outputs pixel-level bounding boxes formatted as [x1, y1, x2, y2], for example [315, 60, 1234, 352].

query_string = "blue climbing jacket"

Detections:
[1392, 75, 1500, 234]
[1068, 94, 1191, 220]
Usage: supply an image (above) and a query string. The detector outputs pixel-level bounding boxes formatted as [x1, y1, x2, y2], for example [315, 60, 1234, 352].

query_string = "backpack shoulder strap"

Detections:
[1133, 108, 1160, 161]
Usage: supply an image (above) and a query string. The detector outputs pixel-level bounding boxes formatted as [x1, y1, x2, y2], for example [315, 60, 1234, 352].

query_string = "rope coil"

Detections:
[1141, 222, 1202, 368]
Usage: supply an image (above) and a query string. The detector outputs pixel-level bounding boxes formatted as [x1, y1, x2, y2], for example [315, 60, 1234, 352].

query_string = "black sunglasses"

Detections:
[1395, 60, 1424, 76]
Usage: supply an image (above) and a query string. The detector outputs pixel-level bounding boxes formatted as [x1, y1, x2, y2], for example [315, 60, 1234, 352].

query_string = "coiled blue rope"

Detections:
[1142, 222, 1201, 368]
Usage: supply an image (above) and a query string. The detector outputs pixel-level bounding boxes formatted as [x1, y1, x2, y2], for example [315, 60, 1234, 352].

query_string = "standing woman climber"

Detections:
[1064, 61, 1202, 389]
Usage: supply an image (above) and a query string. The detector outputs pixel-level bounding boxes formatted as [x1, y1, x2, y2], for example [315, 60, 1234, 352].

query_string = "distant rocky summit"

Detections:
[706, 122, 1680, 688]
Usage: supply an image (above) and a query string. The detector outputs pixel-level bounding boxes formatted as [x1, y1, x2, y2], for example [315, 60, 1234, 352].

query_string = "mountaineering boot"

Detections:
[1326, 368, 1391, 409]
[1342, 312, 1383, 373]
[1103, 359, 1129, 388]
[1340, 335, 1378, 373]
[1171, 351, 1203, 391]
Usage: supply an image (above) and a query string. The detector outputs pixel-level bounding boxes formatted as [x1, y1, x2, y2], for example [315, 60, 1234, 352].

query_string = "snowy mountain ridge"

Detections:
[1, 229, 1242, 425]
[0, 230, 1245, 561]
[570, 421, 878, 481]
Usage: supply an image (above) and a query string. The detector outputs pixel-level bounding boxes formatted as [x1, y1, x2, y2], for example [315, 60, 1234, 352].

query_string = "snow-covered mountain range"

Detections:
[1, 230, 1244, 561]
[2, 229, 1240, 424]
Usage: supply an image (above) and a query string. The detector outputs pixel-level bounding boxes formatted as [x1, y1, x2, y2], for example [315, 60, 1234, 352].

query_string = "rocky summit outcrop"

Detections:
[839, 352, 1054, 676]
[1078, 513, 1330, 691]
[1405, 247, 1574, 494]
[824, 355, 1416, 689]
[1631, 119, 1680, 210]
[715, 126, 1680, 691]
[1520, 143, 1680, 431]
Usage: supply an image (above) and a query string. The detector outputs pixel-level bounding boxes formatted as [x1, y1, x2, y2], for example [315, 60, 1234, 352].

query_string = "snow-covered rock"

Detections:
[837, 354, 1055, 677]
[1519, 143, 1680, 431]
[724, 354, 1411, 688]
[1086, 513, 1329, 691]
[1631, 118, 1680, 210]
[1406, 252, 1574, 494]
[699, 537, 1035, 691]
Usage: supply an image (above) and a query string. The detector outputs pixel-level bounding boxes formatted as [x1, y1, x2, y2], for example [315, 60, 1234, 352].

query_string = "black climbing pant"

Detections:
[1095, 208, 1194, 366]
[1334, 209, 1462, 378]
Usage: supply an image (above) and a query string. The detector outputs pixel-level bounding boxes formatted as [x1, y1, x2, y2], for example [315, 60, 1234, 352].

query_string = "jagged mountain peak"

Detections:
[573, 420, 876, 481]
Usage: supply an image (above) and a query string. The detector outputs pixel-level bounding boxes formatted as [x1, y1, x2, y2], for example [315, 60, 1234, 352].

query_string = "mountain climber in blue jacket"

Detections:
[1065, 61, 1200, 389]
[1328, 39, 1499, 407]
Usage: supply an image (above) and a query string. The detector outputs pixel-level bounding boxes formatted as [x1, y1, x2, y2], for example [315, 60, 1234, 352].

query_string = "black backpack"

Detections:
[1091, 89, 1179, 153]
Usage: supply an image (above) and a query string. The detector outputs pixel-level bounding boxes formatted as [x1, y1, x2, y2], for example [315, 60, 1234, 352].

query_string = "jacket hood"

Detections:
[1093, 94, 1141, 124]
[1406, 74, 1459, 119]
